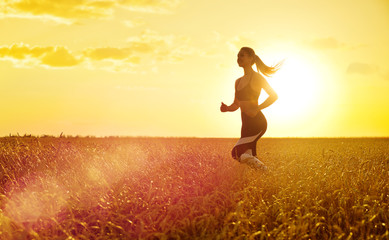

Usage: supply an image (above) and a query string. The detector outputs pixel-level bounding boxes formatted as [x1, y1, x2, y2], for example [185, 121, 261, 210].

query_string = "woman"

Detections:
[220, 47, 282, 170]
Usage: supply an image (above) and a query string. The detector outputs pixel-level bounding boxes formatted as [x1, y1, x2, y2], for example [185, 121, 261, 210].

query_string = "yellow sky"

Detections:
[1, 0, 389, 137]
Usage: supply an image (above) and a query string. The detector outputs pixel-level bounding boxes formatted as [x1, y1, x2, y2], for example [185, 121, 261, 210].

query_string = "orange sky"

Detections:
[1, 0, 389, 137]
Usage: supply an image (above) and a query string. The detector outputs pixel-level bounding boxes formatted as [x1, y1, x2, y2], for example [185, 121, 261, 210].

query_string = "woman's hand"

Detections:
[220, 102, 229, 112]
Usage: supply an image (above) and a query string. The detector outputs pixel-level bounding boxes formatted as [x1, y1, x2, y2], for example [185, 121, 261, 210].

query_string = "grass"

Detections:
[0, 137, 388, 239]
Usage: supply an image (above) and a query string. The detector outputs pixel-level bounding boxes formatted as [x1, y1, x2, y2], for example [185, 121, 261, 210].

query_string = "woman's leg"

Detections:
[232, 111, 267, 160]
[244, 149, 253, 155]
[249, 142, 257, 157]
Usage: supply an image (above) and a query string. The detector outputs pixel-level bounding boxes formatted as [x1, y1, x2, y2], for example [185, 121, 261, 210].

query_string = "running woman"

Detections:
[220, 47, 282, 170]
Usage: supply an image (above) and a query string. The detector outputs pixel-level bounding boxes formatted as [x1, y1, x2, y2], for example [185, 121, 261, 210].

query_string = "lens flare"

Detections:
[4, 176, 68, 225]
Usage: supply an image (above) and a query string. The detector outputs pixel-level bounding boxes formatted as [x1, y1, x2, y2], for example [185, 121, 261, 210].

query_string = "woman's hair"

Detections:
[240, 47, 283, 77]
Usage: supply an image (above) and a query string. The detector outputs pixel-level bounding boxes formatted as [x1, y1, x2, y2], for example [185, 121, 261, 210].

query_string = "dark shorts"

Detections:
[231, 110, 267, 160]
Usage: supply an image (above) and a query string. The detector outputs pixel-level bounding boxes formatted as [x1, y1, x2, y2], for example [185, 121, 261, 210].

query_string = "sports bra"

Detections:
[235, 74, 260, 101]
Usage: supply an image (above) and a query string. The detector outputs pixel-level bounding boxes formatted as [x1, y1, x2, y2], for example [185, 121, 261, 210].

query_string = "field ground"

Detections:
[0, 137, 388, 239]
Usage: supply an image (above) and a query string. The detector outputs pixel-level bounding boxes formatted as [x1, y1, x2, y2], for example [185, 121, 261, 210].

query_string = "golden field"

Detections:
[0, 137, 388, 239]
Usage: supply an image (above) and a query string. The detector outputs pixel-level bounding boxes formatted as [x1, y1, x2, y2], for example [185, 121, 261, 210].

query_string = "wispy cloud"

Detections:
[0, 30, 193, 71]
[0, 43, 81, 67]
[227, 35, 257, 52]
[126, 29, 193, 62]
[122, 19, 145, 28]
[83, 30, 193, 68]
[119, 0, 181, 13]
[0, 0, 115, 24]
[0, 0, 180, 24]
[84, 47, 134, 61]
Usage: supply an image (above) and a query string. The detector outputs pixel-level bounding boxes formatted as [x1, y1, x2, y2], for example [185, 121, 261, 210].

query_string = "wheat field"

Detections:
[0, 137, 388, 239]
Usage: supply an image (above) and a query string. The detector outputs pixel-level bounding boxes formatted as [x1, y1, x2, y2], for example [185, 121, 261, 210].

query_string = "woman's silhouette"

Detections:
[221, 47, 282, 170]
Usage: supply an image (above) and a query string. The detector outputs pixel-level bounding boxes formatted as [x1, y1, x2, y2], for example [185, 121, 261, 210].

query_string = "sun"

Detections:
[266, 53, 323, 124]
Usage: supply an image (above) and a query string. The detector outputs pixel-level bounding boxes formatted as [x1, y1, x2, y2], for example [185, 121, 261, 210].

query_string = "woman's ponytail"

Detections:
[254, 55, 283, 77]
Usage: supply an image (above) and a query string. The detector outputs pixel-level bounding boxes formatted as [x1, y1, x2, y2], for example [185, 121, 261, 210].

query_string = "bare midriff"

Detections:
[240, 100, 259, 117]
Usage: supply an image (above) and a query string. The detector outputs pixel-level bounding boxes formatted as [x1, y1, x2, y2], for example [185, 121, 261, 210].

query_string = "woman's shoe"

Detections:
[240, 154, 267, 171]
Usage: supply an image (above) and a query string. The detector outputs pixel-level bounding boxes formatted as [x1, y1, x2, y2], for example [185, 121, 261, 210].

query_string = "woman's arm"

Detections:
[221, 97, 240, 112]
[258, 78, 278, 110]
[221, 79, 240, 112]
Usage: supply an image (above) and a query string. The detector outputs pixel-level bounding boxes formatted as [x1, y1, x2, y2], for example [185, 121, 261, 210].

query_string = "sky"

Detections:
[1, 0, 389, 138]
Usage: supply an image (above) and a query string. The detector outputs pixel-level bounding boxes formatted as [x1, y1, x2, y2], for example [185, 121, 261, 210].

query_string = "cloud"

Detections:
[126, 29, 192, 61]
[83, 47, 141, 70]
[0, 43, 81, 67]
[83, 30, 193, 71]
[347, 62, 379, 75]
[119, 0, 180, 13]
[84, 47, 133, 61]
[123, 19, 144, 28]
[0, 30, 193, 71]
[0, 44, 50, 59]
[41, 47, 81, 67]
[227, 35, 257, 52]
[0, 0, 115, 24]
[0, 0, 180, 23]
[83, 30, 192, 63]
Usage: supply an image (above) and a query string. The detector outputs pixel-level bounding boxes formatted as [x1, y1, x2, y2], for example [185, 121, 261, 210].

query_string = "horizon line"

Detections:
[2, 133, 389, 139]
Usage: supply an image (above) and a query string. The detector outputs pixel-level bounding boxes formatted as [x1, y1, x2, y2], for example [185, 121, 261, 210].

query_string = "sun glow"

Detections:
[269, 54, 323, 124]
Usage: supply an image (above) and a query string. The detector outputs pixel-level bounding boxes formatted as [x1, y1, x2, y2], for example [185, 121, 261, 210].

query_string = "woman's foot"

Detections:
[240, 153, 268, 171]
[253, 158, 268, 171]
